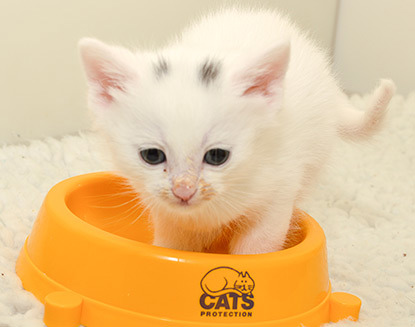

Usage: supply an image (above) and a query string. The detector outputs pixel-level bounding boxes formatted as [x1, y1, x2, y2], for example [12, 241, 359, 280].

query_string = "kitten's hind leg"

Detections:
[230, 204, 293, 255]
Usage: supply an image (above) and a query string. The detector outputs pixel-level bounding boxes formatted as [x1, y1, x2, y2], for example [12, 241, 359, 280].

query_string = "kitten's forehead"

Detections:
[133, 51, 254, 158]
[149, 50, 222, 86]
[142, 57, 224, 134]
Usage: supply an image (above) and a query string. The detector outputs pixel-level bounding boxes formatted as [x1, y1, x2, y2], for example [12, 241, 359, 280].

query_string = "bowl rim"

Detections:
[50, 171, 325, 263]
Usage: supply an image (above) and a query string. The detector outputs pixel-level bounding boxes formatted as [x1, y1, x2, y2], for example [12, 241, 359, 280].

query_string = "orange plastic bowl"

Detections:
[16, 172, 361, 327]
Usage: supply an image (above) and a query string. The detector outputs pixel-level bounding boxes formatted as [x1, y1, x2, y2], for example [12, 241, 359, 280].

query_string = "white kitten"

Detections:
[79, 8, 395, 254]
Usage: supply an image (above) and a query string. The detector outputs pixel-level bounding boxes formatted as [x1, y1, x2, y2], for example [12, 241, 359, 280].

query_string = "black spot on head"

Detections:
[154, 57, 169, 79]
[200, 59, 220, 85]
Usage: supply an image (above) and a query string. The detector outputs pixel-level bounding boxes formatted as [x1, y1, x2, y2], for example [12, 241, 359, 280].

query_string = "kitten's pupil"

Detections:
[140, 148, 166, 165]
[204, 148, 230, 166]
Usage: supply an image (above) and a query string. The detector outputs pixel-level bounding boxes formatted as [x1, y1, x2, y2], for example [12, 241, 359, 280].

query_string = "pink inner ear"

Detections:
[95, 70, 126, 102]
[240, 43, 290, 99]
[242, 70, 276, 97]
[80, 38, 135, 106]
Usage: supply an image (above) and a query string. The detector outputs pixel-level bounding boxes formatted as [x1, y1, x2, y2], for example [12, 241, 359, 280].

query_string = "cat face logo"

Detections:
[199, 267, 255, 318]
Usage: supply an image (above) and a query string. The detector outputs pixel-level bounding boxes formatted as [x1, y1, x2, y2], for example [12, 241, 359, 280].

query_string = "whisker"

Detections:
[88, 195, 142, 209]
[96, 193, 154, 227]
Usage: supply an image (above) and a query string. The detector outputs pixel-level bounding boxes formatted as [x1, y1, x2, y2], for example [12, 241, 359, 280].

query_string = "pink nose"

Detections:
[172, 177, 197, 202]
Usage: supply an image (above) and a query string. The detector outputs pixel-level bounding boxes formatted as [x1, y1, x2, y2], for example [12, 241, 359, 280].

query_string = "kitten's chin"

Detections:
[154, 196, 236, 230]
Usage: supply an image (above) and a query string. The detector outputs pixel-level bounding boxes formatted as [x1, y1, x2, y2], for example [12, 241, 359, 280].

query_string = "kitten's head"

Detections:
[79, 38, 290, 228]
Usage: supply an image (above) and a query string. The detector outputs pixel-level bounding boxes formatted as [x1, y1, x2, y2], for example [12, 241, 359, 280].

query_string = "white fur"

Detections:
[79, 8, 395, 254]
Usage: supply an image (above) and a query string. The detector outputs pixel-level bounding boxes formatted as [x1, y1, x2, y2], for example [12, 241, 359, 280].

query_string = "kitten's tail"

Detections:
[338, 79, 396, 141]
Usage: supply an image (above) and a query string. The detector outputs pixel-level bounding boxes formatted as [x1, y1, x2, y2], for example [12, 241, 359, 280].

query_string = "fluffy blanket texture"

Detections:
[0, 92, 414, 327]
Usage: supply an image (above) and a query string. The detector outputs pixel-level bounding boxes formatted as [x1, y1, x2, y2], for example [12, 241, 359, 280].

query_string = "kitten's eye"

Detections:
[140, 148, 166, 165]
[204, 148, 230, 166]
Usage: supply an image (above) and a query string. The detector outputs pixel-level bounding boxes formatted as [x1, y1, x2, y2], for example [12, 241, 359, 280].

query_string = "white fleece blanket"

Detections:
[0, 92, 414, 327]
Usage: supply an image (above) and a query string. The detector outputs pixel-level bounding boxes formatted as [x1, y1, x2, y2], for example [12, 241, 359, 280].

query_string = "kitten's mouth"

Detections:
[178, 199, 190, 206]
[170, 196, 202, 210]
[164, 191, 209, 210]
[164, 196, 194, 208]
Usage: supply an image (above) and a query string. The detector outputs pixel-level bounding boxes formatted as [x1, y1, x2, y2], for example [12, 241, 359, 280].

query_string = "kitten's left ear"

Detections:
[79, 38, 138, 106]
[233, 41, 290, 103]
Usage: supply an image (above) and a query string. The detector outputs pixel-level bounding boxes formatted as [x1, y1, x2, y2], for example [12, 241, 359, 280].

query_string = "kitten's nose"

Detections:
[172, 176, 197, 202]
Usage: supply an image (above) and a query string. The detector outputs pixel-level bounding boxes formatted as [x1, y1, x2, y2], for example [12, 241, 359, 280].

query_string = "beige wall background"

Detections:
[1, 0, 413, 145]
[333, 0, 415, 95]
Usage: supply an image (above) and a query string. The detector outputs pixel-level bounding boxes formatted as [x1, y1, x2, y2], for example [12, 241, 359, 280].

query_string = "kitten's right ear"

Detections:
[231, 40, 290, 105]
[78, 38, 137, 106]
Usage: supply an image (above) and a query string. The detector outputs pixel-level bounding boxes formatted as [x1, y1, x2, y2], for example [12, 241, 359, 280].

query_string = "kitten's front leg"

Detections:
[230, 204, 294, 255]
[152, 215, 220, 252]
